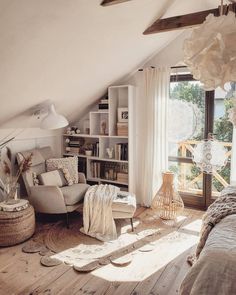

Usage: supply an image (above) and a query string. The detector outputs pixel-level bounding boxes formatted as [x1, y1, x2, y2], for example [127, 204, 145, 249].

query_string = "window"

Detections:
[169, 73, 234, 208]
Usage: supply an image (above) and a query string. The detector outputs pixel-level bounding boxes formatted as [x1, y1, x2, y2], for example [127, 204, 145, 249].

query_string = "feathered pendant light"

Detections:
[183, 0, 236, 90]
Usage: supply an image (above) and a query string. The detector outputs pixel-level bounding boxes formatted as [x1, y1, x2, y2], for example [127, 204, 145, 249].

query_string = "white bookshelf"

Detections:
[63, 85, 135, 192]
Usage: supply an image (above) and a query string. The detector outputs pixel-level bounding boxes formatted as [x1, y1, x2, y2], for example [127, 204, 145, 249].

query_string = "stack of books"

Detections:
[98, 97, 109, 111]
[67, 140, 80, 154]
[117, 123, 128, 136]
[117, 172, 128, 184]
[67, 147, 80, 154]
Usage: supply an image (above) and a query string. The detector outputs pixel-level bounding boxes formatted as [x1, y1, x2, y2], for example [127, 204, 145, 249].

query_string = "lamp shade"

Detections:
[183, 11, 236, 90]
[40, 104, 69, 130]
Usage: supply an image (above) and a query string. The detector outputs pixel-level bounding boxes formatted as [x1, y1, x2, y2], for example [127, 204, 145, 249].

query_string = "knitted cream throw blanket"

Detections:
[188, 186, 236, 265]
[81, 184, 119, 242]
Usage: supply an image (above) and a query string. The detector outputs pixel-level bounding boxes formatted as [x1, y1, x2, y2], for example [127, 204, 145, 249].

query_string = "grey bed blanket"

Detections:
[180, 186, 236, 295]
[196, 185, 236, 258]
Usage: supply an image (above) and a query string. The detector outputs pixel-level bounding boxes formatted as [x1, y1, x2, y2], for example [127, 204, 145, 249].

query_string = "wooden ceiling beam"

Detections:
[101, 0, 132, 6]
[143, 3, 236, 35]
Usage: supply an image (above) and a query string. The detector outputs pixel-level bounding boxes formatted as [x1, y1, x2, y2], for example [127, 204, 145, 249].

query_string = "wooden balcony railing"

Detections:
[172, 140, 232, 197]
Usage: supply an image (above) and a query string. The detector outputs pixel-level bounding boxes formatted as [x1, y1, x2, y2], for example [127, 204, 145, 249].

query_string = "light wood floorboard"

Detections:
[0, 207, 203, 295]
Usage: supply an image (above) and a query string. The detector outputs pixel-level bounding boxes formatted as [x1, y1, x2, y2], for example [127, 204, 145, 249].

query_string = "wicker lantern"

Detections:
[152, 172, 184, 220]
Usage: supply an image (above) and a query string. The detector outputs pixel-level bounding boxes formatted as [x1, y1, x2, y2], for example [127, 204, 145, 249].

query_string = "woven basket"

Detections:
[0, 205, 35, 247]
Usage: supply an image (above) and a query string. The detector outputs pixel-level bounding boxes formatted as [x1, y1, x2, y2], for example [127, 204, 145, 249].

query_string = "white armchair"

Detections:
[16, 146, 90, 227]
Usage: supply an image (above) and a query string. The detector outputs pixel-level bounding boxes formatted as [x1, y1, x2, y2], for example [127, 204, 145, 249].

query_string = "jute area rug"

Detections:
[24, 209, 176, 271]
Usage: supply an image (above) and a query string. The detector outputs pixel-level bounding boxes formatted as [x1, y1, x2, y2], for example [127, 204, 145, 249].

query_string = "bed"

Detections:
[180, 203, 236, 294]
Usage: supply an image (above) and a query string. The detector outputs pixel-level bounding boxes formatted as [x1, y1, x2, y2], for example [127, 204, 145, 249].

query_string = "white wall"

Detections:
[0, 129, 62, 156]
[0, 127, 62, 200]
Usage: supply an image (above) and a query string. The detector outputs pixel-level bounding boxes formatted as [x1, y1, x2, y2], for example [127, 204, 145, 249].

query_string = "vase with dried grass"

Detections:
[0, 148, 32, 205]
[152, 171, 184, 220]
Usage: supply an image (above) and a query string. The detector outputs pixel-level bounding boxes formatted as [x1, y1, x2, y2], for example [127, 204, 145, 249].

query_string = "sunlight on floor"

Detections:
[92, 230, 199, 282]
[182, 219, 202, 233]
[50, 210, 202, 282]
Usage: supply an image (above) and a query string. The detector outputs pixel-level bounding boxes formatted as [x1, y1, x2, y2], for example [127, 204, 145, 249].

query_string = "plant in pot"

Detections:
[0, 147, 32, 204]
[84, 143, 93, 156]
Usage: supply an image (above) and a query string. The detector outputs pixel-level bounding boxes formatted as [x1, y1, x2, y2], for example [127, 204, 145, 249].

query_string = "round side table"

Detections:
[0, 200, 35, 247]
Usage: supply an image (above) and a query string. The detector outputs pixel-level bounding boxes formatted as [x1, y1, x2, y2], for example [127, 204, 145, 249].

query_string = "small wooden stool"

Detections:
[0, 201, 35, 247]
[112, 191, 137, 231]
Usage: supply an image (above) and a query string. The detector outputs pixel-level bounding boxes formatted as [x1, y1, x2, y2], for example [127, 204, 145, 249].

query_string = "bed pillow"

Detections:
[38, 169, 67, 187]
[46, 157, 78, 185]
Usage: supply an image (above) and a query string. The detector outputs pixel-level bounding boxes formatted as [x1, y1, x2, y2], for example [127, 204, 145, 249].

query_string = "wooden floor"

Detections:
[0, 207, 204, 295]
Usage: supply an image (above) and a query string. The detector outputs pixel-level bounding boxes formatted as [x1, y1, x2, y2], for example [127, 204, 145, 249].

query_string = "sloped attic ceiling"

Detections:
[0, 0, 220, 127]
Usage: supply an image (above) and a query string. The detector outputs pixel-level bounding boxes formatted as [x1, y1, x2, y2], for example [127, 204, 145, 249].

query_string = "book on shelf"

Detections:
[117, 172, 128, 184]
[78, 158, 86, 175]
[69, 140, 81, 145]
[100, 98, 108, 104]
[114, 143, 128, 161]
[91, 142, 99, 157]
[98, 103, 109, 110]
[90, 161, 102, 178]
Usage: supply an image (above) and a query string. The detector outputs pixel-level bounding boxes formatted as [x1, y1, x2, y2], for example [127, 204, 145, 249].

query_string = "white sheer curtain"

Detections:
[134, 67, 171, 206]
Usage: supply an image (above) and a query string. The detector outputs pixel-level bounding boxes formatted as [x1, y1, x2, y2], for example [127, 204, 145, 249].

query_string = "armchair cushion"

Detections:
[17, 149, 45, 166]
[60, 183, 90, 205]
[38, 169, 67, 187]
[46, 157, 78, 184]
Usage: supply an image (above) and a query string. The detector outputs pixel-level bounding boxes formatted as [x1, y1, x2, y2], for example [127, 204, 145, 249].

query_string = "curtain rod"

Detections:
[138, 65, 187, 71]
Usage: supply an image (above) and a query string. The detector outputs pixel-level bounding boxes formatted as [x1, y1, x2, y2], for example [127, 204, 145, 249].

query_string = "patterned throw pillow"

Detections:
[46, 157, 78, 185]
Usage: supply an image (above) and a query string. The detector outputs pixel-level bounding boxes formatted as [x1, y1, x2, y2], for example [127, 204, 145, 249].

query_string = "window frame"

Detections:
[169, 73, 215, 209]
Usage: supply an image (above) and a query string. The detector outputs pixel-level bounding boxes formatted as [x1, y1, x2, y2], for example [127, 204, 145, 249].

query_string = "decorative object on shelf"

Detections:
[106, 147, 114, 159]
[152, 171, 184, 220]
[183, 1, 236, 91]
[83, 119, 90, 134]
[192, 134, 227, 174]
[65, 126, 80, 135]
[0, 148, 32, 205]
[168, 99, 202, 142]
[85, 150, 93, 156]
[118, 108, 128, 123]
[84, 143, 93, 156]
[100, 120, 107, 135]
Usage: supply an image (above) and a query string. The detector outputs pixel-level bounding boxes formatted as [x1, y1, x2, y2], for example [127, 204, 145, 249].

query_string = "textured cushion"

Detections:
[38, 170, 67, 187]
[60, 183, 90, 205]
[46, 157, 78, 184]
[112, 192, 136, 214]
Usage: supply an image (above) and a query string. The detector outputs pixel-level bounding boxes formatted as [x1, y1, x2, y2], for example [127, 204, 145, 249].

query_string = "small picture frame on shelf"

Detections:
[118, 108, 128, 123]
